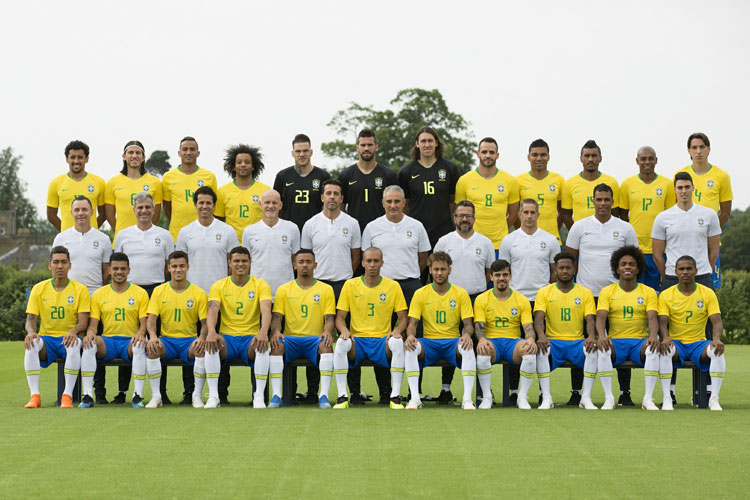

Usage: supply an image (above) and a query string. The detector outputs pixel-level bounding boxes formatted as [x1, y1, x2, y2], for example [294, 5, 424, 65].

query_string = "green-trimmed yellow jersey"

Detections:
[337, 277, 407, 338]
[161, 167, 219, 242]
[658, 284, 720, 343]
[408, 284, 473, 339]
[214, 180, 271, 241]
[105, 173, 163, 239]
[597, 283, 657, 339]
[208, 276, 271, 336]
[674, 164, 732, 215]
[148, 282, 207, 338]
[46, 172, 106, 231]
[454, 169, 519, 248]
[516, 170, 565, 243]
[619, 174, 675, 253]
[90, 283, 149, 337]
[474, 289, 532, 339]
[561, 172, 620, 221]
[534, 283, 595, 340]
[273, 280, 335, 337]
[26, 279, 90, 336]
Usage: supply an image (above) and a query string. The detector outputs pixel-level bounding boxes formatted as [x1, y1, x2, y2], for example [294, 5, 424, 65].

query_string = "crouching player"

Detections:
[145, 251, 207, 408]
[333, 247, 408, 409]
[205, 246, 273, 408]
[81, 253, 149, 408]
[658, 255, 725, 411]
[23, 246, 90, 408]
[473, 259, 537, 410]
[534, 252, 599, 410]
[271, 250, 336, 408]
[405, 251, 476, 410]
[595, 246, 662, 410]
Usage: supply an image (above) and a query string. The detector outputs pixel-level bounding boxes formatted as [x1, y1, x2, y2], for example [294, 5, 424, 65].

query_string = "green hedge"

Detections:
[716, 270, 750, 344]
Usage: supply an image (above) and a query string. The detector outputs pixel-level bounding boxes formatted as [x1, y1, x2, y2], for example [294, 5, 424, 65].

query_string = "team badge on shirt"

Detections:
[375, 177, 383, 188]
[67, 296, 74, 304]
[449, 300, 457, 309]
[93, 241, 100, 248]
[511, 308, 518, 316]
[438, 169, 447, 181]
[697, 300, 704, 309]
[406, 230, 413, 238]
[143, 185, 150, 191]
[475, 248, 482, 256]
[656, 188, 663, 196]
[549, 185, 556, 192]
[612, 231, 620, 239]
[155, 238, 162, 246]
[197, 180, 205, 187]
[698, 219, 704, 227]
[253, 195, 259, 202]
[497, 185, 505, 193]
[249, 291, 256, 299]
[637, 297, 644, 305]
[313, 294, 320, 302]
[379, 293, 386, 302]
[187, 300, 194, 308]
[343, 228, 349, 236]
[540, 242, 547, 249]
[574, 297, 582, 305]
[312, 179, 320, 189]
[281, 234, 288, 243]
[215, 234, 222, 241]
[88, 185, 94, 192]
[128, 298, 135, 306]
[707, 180, 714, 188]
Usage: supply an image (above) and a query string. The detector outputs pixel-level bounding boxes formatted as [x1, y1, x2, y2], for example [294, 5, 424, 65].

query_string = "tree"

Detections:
[321, 88, 475, 176]
[0, 147, 40, 230]
[145, 150, 172, 177]
[719, 207, 750, 272]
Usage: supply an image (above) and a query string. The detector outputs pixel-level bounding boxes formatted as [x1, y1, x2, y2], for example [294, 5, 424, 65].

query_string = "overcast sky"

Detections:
[2, 0, 748, 218]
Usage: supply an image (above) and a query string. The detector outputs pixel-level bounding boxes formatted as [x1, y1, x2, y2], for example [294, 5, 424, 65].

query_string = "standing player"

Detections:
[516, 139, 565, 243]
[47, 140, 106, 231]
[204, 247, 273, 408]
[105, 140, 162, 241]
[658, 255, 726, 411]
[473, 259, 538, 409]
[271, 250, 336, 408]
[273, 134, 331, 232]
[454, 137, 519, 249]
[595, 246, 663, 410]
[534, 252, 599, 410]
[80, 253, 150, 408]
[23, 246, 90, 408]
[215, 144, 270, 242]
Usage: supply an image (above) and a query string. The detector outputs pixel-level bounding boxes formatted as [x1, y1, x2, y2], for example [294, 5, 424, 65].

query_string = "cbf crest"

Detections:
[197, 180, 205, 187]
[637, 297, 644, 305]
[574, 297, 582, 305]
[128, 298, 135, 306]
[475, 247, 482, 256]
[252, 195, 259, 203]
[281, 234, 288, 244]
[549, 184, 556, 192]
[406, 230, 413, 239]
[697, 300, 704, 309]
[93, 241, 100, 249]
[497, 185, 505, 193]
[312, 179, 321, 190]
[698, 219, 704, 227]
[67, 295, 74, 304]
[248, 291, 256, 299]
[143, 184, 150, 192]
[313, 294, 320, 303]
[215, 234, 222, 242]
[449, 299, 457, 309]
[540, 242, 547, 250]
[375, 177, 384, 188]
[707, 180, 715, 188]
[87, 185, 94, 192]
[438, 169, 447, 181]
[187, 300, 194, 308]
[343, 227, 349, 236]
[155, 237, 162, 247]
[379, 293, 387, 303]
[656, 188, 663, 196]
[511, 308, 518, 316]
[612, 231, 620, 239]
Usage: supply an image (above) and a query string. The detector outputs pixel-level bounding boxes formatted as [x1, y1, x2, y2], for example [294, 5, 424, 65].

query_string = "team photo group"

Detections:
[22, 126, 730, 413]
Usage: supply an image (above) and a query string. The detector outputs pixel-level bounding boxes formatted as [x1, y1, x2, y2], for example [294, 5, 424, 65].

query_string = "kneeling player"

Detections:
[404, 251, 476, 410]
[658, 255, 726, 411]
[271, 250, 336, 408]
[205, 246, 273, 408]
[596, 246, 663, 410]
[81, 253, 150, 408]
[145, 251, 207, 408]
[473, 259, 537, 409]
[23, 246, 90, 408]
[333, 247, 408, 409]
[534, 252, 599, 410]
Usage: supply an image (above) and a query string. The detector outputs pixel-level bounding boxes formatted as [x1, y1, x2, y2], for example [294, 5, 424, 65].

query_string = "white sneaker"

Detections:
[579, 397, 598, 410]
[145, 397, 162, 409]
[641, 398, 659, 411]
[204, 396, 220, 409]
[478, 397, 493, 410]
[538, 399, 554, 410]
[253, 398, 266, 409]
[516, 397, 531, 410]
[601, 396, 616, 410]
[708, 398, 723, 411]
[192, 394, 204, 408]
[462, 399, 476, 410]
[406, 398, 423, 410]
[661, 399, 674, 411]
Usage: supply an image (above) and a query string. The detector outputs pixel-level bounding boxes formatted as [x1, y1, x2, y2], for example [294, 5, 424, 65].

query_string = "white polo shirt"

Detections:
[176, 218, 239, 294]
[498, 227, 559, 302]
[53, 227, 112, 295]
[651, 204, 721, 276]
[566, 215, 638, 296]
[433, 231, 494, 295]
[242, 218, 300, 298]
[361, 214, 431, 280]
[301, 211, 361, 282]
[114, 224, 174, 286]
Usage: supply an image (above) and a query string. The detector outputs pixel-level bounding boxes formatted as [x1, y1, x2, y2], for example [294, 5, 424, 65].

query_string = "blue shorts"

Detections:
[639, 254, 663, 291]
[161, 337, 195, 365]
[222, 334, 254, 367]
[39, 335, 79, 369]
[611, 338, 647, 367]
[100, 336, 132, 362]
[489, 337, 521, 366]
[283, 336, 320, 365]
[672, 339, 710, 371]
[351, 336, 389, 368]
[712, 249, 721, 288]
[548, 339, 585, 370]
[421, 338, 460, 368]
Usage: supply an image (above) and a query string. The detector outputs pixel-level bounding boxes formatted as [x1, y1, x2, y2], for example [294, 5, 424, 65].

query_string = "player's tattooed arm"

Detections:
[459, 317, 474, 350]
[320, 314, 335, 349]
[521, 323, 538, 354]
[533, 310, 549, 353]
[271, 312, 283, 337]
[24, 314, 39, 349]
[147, 314, 158, 340]
[474, 321, 485, 339]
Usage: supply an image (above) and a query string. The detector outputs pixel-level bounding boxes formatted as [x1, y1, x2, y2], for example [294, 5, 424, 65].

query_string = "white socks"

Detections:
[643, 346, 659, 402]
[319, 353, 333, 400]
[205, 351, 221, 399]
[582, 346, 597, 400]
[597, 348, 614, 401]
[519, 354, 536, 400]
[458, 345, 476, 403]
[659, 346, 674, 403]
[63, 339, 82, 397]
[333, 338, 352, 398]
[147, 358, 162, 399]
[707, 345, 725, 401]
[81, 344, 97, 397]
[132, 345, 146, 397]
[254, 350, 270, 401]
[405, 342, 422, 402]
[24, 337, 43, 396]
[270, 355, 284, 399]
[388, 337, 405, 398]
[477, 355, 492, 398]
[536, 350, 551, 401]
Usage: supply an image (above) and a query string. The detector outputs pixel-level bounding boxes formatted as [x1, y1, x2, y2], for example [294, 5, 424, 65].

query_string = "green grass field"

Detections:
[1, 342, 748, 499]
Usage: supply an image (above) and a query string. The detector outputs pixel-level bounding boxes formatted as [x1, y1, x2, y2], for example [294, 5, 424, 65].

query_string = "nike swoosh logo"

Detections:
[102, 301, 110, 305]
[354, 295, 361, 298]
[224, 293, 232, 297]
[549, 300, 557, 303]
[61, 188, 69, 192]
[425, 302, 432, 306]
[411, 175, 420, 179]
[349, 181, 357, 185]
[471, 187, 479, 190]
[285, 182, 294, 186]
[631, 191, 638, 194]
[42, 298, 49, 302]
[288, 297, 296, 300]
[162, 300, 168, 303]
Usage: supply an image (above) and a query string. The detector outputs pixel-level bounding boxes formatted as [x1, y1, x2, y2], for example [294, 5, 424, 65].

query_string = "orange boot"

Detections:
[24, 394, 41, 408]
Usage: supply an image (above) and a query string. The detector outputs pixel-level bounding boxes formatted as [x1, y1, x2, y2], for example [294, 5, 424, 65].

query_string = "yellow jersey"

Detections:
[90, 283, 149, 337]
[408, 284, 473, 339]
[46, 172, 106, 231]
[105, 173, 163, 239]
[473, 288, 532, 339]
[534, 283, 595, 340]
[561, 172, 620, 221]
[161, 167, 219, 242]
[454, 169, 519, 248]
[148, 282, 207, 338]
[26, 279, 90, 336]
[273, 280, 335, 336]
[619, 174, 675, 253]
[214, 180, 271, 241]
[597, 282, 657, 339]
[658, 284, 720, 343]
[516, 170, 565, 242]
[337, 277, 407, 338]
[674, 164, 732, 215]
[208, 276, 271, 336]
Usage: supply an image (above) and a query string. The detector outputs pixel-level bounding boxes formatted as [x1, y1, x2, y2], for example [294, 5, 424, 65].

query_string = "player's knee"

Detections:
[318, 342, 332, 354]
[477, 342, 492, 356]
[271, 344, 285, 356]
[387, 337, 404, 353]
[334, 338, 351, 354]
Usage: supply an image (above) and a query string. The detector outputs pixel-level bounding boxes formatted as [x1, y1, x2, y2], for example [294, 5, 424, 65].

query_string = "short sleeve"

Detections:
[561, 180, 573, 210]
[645, 287, 658, 313]
[507, 176, 520, 204]
[26, 284, 41, 315]
[407, 288, 424, 319]
[619, 179, 630, 210]
[105, 178, 116, 205]
[47, 178, 60, 208]
[323, 286, 336, 316]
[651, 213, 666, 240]
[597, 286, 612, 312]
[208, 281, 222, 303]
[258, 279, 272, 302]
[350, 220, 362, 249]
[719, 171, 733, 203]
[393, 283, 407, 312]
[417, 223, 431, 252]
[290, 225, 301, 253]
[77, 285, 91, 313]
[566, 221, 582, 250]
[534, 287, 548, 313]
[300, 220, 313, 249]
[473, 293, 487, 323]
[176, 227, 188, 252]
[361, 223, 372, 250]
[583, 289, 595, 316]
[90, 291, 102, 320]
[625, 223, 639, 247]
[706, 288, 721, 316]
[454, 175, 467, 203]
[519, 297, 532, 324]
[336, 281, 352, 312]
[196, 291, 208, 321]
[657, 291, 670, 317]
[137, 288, 149, 317]
[147, 288, 162, 316]
[161, 175, 172, 201]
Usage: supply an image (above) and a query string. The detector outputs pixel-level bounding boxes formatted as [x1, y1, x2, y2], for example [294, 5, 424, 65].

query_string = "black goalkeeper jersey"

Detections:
[338, 162, 398, 232]
[273, 166, 331, 231]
